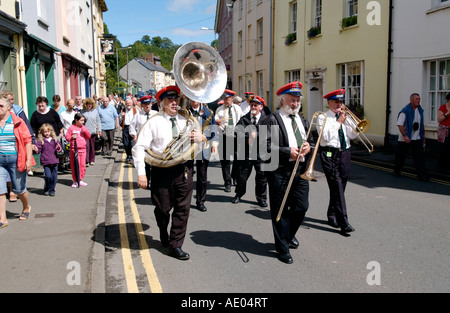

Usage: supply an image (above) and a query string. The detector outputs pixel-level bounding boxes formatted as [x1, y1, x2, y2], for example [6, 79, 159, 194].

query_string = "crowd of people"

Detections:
[0, 91, 138, 229]
[1, 85, 448, 266]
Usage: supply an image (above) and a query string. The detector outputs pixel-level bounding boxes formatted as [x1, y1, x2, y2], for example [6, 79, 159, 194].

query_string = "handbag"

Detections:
[437, 125, 449, 143]
[55, 139, 65, 157]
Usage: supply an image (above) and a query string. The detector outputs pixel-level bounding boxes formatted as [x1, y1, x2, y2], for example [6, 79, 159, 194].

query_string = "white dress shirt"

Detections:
[215, 104, 243, 134]
[132, 112, 187, 176]
[129, 109, 158, 137]
[318, 110, 358, 149]
[279, 110, 307, 162]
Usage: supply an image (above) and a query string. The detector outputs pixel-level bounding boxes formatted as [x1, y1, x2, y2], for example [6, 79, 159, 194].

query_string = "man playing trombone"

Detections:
[318, 89, 358, 234]
[262, 82, 312, 264]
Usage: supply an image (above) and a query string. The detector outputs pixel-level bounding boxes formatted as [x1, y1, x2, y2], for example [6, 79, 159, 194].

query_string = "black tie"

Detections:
[252, 116, 257, 125]
[146, 113, 150, 120]
[336, 113, 347, 150]
[289, 115, 303, 148]
[193, 110, 199, 117]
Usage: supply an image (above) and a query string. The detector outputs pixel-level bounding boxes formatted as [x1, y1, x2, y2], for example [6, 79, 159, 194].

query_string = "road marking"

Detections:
[118, 153, 139, 293]
[352, 161, 450, 186]
[127, 161, 163, 293]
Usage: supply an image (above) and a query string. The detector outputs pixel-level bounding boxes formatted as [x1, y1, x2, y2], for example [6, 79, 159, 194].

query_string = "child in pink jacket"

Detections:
[65, 113, 91, 188]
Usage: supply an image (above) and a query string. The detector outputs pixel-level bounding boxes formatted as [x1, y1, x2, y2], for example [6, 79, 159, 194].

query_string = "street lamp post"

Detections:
[200, 27, 217, 43]
[116, 46, 132, 96]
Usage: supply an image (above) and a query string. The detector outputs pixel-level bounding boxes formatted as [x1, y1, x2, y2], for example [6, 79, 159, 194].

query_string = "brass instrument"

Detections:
[276, 112, 327, 223]
[173, 42, 227, 104]
[142, 42, 227, 168]
[343, 106, 374, 153]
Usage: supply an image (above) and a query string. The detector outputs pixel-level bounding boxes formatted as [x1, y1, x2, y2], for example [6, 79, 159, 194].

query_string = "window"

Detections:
[37, 0, 48, 21]
[238, 31, 243, 60]
[286, 69, 301, 83]
[257, 19, 263, 54]
[257, 71, 264, 97]
[340, 61, 365, 118]
[0, 50, 5, 91]
[247, 25, 252, 58]
[431, 0, 450, 9]
[314, 0, 322, 27]
[238, 0, 243, 19]
[346, 0, 358, 17]
[427, 59, 450, 125]
[290, 2, 298, 34]
[65, 70, 71, 101]
[39, 62, 47, 97]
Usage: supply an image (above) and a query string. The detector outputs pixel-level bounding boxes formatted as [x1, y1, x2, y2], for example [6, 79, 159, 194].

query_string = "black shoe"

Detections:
[169, 247, 190, 260]
[257, 200, 268, 207]
[197, 203, 207, 212]
[224, 185, 231, 193]
[277, 252, 293, 264]
[327, 219, 339, 228]
[289, 237, 299, 249]
[340, 224, 355, 233]
[231, 196, 240, 204]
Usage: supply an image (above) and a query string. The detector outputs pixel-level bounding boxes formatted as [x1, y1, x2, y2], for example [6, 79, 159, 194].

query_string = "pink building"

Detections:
[215, 0, 234, 90]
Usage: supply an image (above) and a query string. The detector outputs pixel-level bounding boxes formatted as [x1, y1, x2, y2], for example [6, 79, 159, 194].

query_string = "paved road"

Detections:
[1, 136, 448, 294]
[103, 149, 450, 294]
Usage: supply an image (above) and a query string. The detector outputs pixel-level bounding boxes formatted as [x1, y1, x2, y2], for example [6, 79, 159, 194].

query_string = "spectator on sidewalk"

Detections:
[30, 96, 64, 139]
[36, 124, 62, 196]
[0, 94, 34, 228]
[50, 95, 66, 115]
[393, 93, 429, 181]
[65, 113, 91, 188]
[98, 96, 119, 156]
[437, 93, 450, 172]
[81, 98, 102, 166]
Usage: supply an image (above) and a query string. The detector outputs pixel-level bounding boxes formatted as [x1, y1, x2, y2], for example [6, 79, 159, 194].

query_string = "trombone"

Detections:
[276, 112, 327, 223]
[343, 105, 374, 153]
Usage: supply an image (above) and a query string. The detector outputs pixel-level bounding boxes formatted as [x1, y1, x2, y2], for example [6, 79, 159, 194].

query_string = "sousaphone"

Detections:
[142, 42, 227, 168]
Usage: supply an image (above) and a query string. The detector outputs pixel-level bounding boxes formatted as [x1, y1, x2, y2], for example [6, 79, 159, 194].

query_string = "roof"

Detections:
[134, 58, 171, 74]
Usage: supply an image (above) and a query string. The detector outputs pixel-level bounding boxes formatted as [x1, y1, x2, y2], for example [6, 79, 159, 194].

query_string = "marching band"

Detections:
[130, 43, 371, 263]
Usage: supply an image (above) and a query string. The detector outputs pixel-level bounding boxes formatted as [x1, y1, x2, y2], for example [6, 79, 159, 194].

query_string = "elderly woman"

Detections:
[30, 96, 64, 139]
[81, 97, 102, 165]
[0, 94, 34, 228]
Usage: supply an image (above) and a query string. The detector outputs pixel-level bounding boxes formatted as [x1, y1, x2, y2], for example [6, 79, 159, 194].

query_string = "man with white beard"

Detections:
[262, 82, 313, 264]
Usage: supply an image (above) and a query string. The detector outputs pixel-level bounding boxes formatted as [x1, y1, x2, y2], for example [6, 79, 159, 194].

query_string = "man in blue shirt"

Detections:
[98, 96, 119, 155]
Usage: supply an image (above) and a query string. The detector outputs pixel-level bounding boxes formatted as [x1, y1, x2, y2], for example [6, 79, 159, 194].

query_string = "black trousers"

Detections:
[122, 125, 134, 159]
[151, 163, 193, 248]
[394, 140, 426, 178]
[268, 164, 309, 255]
[438, 135, 450, 170]
[195, 159, 209, 205]
[219, 134, 237, 186]
[319, 148, 351, 227]
[235, 159, 267, 202]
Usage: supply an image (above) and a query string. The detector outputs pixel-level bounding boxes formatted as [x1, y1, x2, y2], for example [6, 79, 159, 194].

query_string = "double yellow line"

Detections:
[117, 153, 163, 293]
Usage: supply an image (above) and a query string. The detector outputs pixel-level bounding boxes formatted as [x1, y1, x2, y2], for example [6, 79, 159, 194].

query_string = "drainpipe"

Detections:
[269, 0, 274, 110]
[384, 0, 394, 149]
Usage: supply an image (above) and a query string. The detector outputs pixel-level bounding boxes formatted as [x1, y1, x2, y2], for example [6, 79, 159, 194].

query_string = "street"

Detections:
[104, 149, 449, 293]
[0, 139, 448, 294]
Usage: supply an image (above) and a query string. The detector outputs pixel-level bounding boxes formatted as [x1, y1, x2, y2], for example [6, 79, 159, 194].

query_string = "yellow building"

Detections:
[273, 0, 390, 145]
[232, 0, 272, 103]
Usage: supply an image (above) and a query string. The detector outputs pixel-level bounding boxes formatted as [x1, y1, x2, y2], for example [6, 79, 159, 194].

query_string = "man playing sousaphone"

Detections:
[132, 86, 205, 261]
[262, 82, 313, 264]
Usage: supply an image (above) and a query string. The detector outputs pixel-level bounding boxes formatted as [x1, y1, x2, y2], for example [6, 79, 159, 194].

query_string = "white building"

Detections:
[389, 0, 450, 143]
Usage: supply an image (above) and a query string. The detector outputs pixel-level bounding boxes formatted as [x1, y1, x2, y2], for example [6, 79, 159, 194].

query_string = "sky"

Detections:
[103, 0, 217, 47]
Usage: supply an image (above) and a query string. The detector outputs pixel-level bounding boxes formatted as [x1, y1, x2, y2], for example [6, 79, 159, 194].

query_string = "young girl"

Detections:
[36, 124, 62, 196]
[65, 113, 91, 188]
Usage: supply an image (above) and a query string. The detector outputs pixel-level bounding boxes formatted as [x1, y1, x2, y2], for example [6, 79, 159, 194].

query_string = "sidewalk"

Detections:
[351, 145, 450, 183]
[0, 139, 117, 293]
